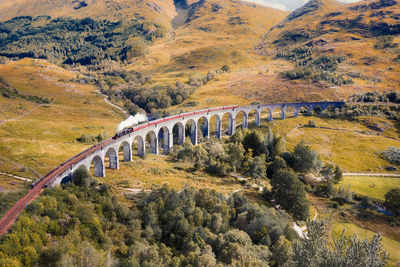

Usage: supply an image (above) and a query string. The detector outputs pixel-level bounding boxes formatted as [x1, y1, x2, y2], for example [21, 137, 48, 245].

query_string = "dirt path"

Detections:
[343, 173, 400, 177]
[0, 104, 43, 126]
[293, 205, 318, 238]
[0, 172, 32, 182]
[97, 89, 128, 117]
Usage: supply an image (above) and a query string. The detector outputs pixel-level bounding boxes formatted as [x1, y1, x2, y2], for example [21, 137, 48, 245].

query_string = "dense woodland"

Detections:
[0, 16, 166, 65]
[0, 170, 389, 267]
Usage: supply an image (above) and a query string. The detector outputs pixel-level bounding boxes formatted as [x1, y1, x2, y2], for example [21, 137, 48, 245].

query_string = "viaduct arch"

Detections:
[41, 101, 344, 186]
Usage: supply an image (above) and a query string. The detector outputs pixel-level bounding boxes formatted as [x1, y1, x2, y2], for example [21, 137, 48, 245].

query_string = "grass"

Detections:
[262, 115, 400, 173]
[0, 58, 124, 179]
[338, 176, 400, 201]
[103, 153, 241, 196]
[0, 175, 26, 192]
[332, 223, 400, 267]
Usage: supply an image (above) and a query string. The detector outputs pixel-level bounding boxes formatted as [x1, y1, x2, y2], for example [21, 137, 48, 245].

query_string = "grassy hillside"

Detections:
[132, 0, 288, 75]
[338, 175, 400, 201]
[0, 58, 123, 180]
[0, 0, 177, 28]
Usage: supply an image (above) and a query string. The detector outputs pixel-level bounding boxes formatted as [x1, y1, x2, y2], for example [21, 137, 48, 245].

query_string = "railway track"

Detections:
[0, 139, 113, 235]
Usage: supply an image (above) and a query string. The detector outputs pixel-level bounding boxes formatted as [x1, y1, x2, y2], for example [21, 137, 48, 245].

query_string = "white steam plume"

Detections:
[116, 113, 148, 132]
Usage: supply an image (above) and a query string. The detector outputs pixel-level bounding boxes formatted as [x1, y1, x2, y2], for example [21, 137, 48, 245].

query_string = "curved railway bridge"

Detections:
[0, 101, 344, 235]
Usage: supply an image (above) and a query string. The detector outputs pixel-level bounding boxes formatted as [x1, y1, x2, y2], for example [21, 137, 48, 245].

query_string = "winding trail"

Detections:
[97, 89, 128, 117]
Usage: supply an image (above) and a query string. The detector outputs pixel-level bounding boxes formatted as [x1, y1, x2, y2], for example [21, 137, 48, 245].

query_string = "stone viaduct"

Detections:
[47, 101, 344, 187]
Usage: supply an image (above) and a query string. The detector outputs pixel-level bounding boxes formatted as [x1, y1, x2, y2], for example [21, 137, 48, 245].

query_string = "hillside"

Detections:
[0, 0, 177, 28]
[0, 58, 124, 180]
[236, 0, 400, 103]
[124, 0, 288, 73]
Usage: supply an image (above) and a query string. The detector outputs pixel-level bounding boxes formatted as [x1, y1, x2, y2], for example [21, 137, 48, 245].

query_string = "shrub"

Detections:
[384, 187, 400, 217]
[72, 166, 90, 187]
[381, 146, 400, 165]
[361, 196, 376, 209]
[333, 186, 353, 204]
[307, 119, 316, 127]
[221, 64, 231, 72]
[374, 36, 398, 50]
[76, 132, 107, 144]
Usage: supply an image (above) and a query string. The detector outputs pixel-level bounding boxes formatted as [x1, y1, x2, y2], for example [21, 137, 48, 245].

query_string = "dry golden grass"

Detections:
[250, 0, 400, 104]
[130, 0, 288, 88]
[0, 58, 124, 178]
[103, 153, 241, 195]
[0, 0, 177, 27]
[0, 175, 26, 192]
[250, 115, 400, 173]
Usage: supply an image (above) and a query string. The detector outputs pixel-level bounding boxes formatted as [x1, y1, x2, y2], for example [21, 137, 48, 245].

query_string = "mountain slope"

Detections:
[133, 0, 288, 73]
[226, 0, 400, 103]
[0, 0, 177, 27]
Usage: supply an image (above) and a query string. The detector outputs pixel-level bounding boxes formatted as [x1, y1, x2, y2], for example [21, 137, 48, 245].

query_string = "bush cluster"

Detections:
[170, 128, 283, 178]
[374, 36, 398, 50]
[171, 128, 327, 220]
[76, 132, 108, 144]
[188, 66, 230, 87]
[277, 47, 353, 85]
[348, 91, 400, 103]
[122, 82, 196, 113]
[381, 146, 400, 165]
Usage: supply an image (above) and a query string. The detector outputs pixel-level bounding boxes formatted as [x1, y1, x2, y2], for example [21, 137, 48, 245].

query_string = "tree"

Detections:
[267, 156, 287, 179]
[72, 166, 90, 187]
[384, 187, 400, 218]
[242, 130, 264, 156]
[247, 156, 267, 180]
[271, 236, 293, 267]
[230, 128, 244, 144]
[271, 170, 310, 220]
[293, 220, 388, 267]
[334, 165, 343, 183]
[225, 142, 245, 171]
[291, 140, 322, 173]
[260, 127, 283, 161]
